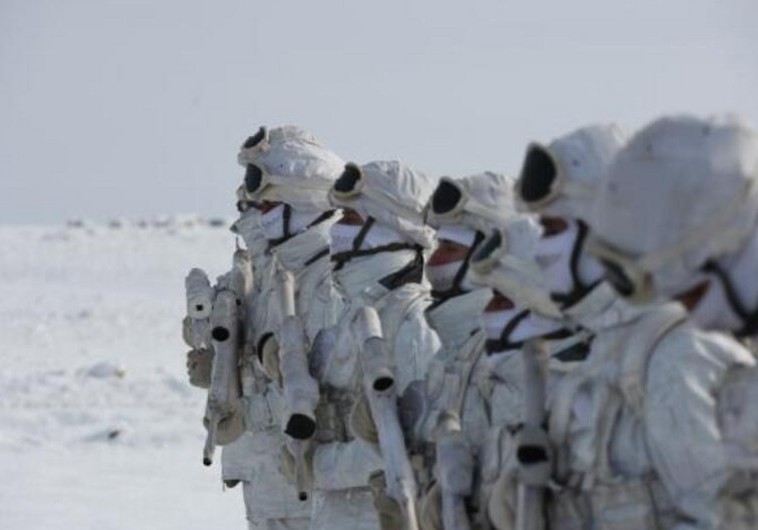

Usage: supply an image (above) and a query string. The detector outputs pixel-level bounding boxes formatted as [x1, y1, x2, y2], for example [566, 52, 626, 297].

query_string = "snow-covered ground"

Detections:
[0, 218, 247, 529]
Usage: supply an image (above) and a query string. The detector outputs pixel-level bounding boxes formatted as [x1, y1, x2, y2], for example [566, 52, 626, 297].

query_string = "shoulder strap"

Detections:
[616, 304, 688, 417]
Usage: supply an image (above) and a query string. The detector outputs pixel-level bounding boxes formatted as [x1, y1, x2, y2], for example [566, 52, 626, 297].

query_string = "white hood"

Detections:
[425, 171, 518, 236]
[519, 123, 627, 222]
[237, 125, 345, 212]
[591, 114, 758, 296]
[328, 160, 437, 248]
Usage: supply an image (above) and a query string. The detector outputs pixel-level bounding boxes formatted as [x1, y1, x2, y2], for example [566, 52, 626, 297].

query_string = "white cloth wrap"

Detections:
[591, 114, 758, 296]
[329, 160, 437, 249]
[426, 171, 520, 235]
[467, 215, 565, 320]
[549, 282, 757, 529]
[222, 221, 344, 523]
[308, 279, 440, 530]
[524, 123, 627, 222]
[238, 125, 345, 212]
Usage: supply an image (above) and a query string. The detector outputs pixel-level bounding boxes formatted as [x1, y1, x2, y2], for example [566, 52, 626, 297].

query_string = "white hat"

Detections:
[425, 172, 518, 236]
[590, 114, 758, 297]
[516, 123, 627, 222]
[328, 160, 437, 248]
[237, 126, 345, 212]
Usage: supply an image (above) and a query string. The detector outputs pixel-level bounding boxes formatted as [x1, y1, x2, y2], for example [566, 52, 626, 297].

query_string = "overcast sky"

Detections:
[1, 0, 757, 224]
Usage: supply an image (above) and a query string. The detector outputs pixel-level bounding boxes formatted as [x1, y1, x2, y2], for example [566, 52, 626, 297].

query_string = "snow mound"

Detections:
[0, 222, 243, 529]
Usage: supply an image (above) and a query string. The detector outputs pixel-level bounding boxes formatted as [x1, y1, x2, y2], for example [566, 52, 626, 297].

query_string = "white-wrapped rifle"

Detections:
[276, 268, 319, 501]
[435, 411, 473, 530]
[515, 339, 551, 530]
[200, 253, 251, 467]
[184, 268, 214, 349]
[354, 305, 420, 530]
[202, 284, 241, 466]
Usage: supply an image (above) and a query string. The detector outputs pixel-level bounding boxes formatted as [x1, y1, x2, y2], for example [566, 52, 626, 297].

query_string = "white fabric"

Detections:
[426, 260, 465, 293]
[238, 125, 345, 211]
[467, 216, 565, 319]
[330, 215, 415, 256]
[427, 172, 519, 235]
[689, 233, 758, 335]
[271, 215, 335, 273]
[231, 208, 266, 253]
[523, 123, 627, 221]
[332, 250, 418, 301]
[533, 219, 604, 299]
[259, 204, 325, 242]
[482, 309, 566, 350]
[437, 224, 478, 248]
[223, 213, 344, 525]
[328, 160, 437, 248]
[552, 280, 758, 529]
[329, 223, 363, 254]
[309, 488, 380, 530]
[309, 283, 439, 530]
[229, 430, 312, 522]
[591, 114, 758, 297]
[425, 288, 492, 351]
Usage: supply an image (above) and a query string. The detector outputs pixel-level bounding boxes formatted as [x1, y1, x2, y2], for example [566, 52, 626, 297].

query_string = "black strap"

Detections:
[485, 309, 531, 353]
[352, 217, 375, 251]
[256, 332, 274, 363]
[304, 247, 330, 267]
[379, 248, 425, 290]
[551, 221, 600, 308]
[552, 337, 593, 363]
[331, 241, 419, 270]
[430, 231, 485, 302]
[702, 260, 758, 338]
[268, 208, 336, 249]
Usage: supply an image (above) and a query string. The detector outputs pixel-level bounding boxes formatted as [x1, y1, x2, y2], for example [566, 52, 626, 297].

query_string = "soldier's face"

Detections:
[428, 239, 470, 266]
[337, 208, 364, 226]
[485, 291, 515, 312]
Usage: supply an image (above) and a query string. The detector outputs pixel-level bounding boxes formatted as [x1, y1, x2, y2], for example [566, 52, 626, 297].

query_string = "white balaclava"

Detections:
[237, 126, 344, 246]
[515, 123, 627, 308]
[467, 215, 568, 354]
[327, 160, 436, 299]
[424, 172, 519, 298]
[590, 114, 758, 336]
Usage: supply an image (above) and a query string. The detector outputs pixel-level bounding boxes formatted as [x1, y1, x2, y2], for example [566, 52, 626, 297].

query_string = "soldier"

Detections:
[588, 114, 758, 342]
[223, 125, 347, 530]
[470, 121, 755, 530]
[416, 171, 577, 530]
[312, 160, 442, 530]
[588, 114, 758, 528]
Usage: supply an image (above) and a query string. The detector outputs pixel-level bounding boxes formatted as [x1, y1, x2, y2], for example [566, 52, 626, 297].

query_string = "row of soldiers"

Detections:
[182, 115, 758, 530]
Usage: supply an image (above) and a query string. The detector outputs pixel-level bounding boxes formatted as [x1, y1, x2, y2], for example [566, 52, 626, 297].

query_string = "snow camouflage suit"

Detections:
[183, 117, 758, 530]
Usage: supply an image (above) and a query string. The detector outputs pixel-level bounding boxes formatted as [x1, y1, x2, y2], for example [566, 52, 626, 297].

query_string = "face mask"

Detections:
[259, 204, 286, 241]
[534, 221, 577, 295]
[329, 223, 363, 254]
[329, 220, 410, 256]
[534, 220, 603, 306]
[689, 261, 757, 335]
[261, 204, 324, 243]
[362, 222, 408, 250]
[426, 259, 465, 293]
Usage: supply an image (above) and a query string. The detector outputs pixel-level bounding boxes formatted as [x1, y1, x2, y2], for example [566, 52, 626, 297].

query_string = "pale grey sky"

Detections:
[1, 0, 757, 223]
